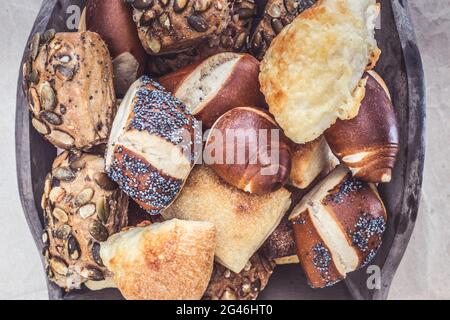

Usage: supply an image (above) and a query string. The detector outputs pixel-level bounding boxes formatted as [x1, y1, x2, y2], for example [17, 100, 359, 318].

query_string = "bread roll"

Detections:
[85, 0, 148, 97]
[206, 107, 292, 194]
[41, 151, 128, 290]
[100, 219, 216, 300]
[130, 0, 230, 55]
[159, 52, 266, 128]
[259, 0, 380, 144]
[250, 0, 317, 59]
[325, 71, 399, 183]
[147, 0, 257, 77]
[203, 253, 275, 300]
[162, 166, 292, 273]
[289, 136, 339, 189]
[289, 166, 387, 288]
[105, 76, 199, 214]
[24, 31, 116, 150]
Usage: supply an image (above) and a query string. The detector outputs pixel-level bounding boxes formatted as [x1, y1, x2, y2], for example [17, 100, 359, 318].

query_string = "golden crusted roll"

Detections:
[162, 166, 292, 273]
[259, 0, 380, 144]
[100, 219, 216, 300]
[24, 31, 116, 150]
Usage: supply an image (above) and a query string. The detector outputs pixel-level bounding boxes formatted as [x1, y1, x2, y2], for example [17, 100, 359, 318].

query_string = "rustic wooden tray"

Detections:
[15, 0, 425, 300]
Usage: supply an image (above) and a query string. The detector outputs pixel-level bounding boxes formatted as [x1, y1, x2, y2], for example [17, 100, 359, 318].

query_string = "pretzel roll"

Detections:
[105, 76, 199, 214]
[325, 71, 399, 183]
[289, 166, 387, 288]
[85, 0, 147, 96]
[206, 107, 292, 194]
[159, 52, 265, 128]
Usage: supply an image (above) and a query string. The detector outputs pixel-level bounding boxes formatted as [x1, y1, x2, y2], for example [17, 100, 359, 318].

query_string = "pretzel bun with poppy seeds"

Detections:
[85, 0, 147, 97]
[289, 166, 387, 288]
[105, 76, 199, 215]
[159, 52, 266, 128]
[325, 71, 399, 183]
[206, 106, 292, 194]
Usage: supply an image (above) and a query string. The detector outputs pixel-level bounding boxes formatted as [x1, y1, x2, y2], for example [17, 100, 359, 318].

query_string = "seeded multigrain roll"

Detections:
[147, 0, 257, 77]
[203, 253, 275, 300]
[130, 0, 230, 55]
[106, 76, 199, 215]
[23, 31, 116, 150]
[41, 151, 128, 291]
[250, 0, 317, 59]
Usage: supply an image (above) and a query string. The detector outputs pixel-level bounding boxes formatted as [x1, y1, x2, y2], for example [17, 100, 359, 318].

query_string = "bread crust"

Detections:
[289, 136, 339, 189]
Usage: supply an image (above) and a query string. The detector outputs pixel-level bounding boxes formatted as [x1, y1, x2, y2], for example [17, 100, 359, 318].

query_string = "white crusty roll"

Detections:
[206, 107, 292, 194]
[106, 76, 199, 215]
[100, 219, 216, 300]
[85, 0, 148, 97]
[325, 71, 399, 183]
[289, 166, 387, 288]
[289, 136, 339, 189]
[162, 166, 292, 273]
[159, 52, 266, 128]
[259, 0, 380, 144]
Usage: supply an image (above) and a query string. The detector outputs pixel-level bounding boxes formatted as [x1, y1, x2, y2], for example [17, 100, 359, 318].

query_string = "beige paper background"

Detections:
[0, 0, 448, 299]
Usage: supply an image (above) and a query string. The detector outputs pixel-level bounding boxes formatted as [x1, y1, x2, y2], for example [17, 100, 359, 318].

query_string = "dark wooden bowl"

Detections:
[15, 0, 425, 300]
